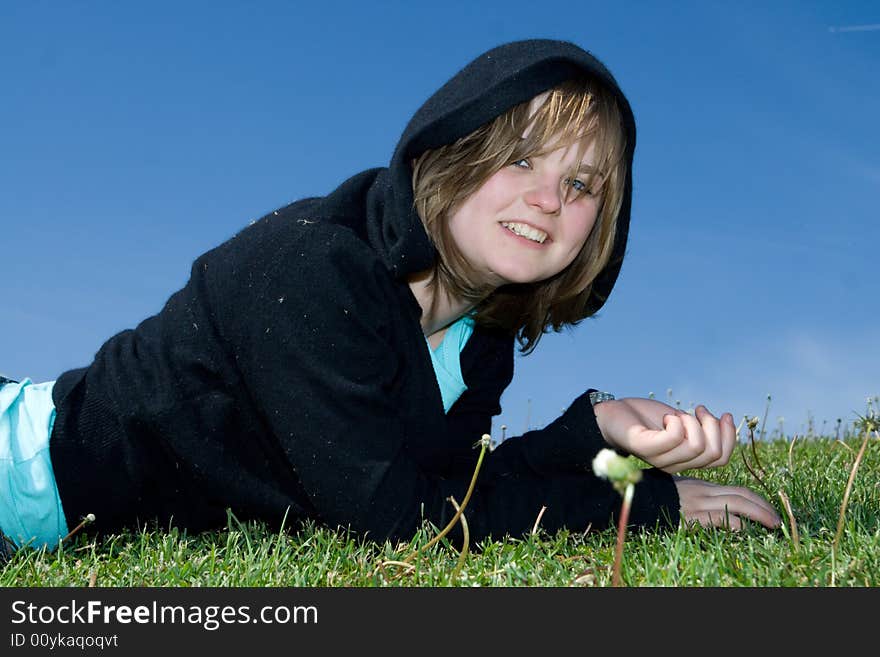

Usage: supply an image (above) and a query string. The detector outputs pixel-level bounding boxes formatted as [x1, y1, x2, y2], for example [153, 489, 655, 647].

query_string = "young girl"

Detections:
[0, 39, 779, 557]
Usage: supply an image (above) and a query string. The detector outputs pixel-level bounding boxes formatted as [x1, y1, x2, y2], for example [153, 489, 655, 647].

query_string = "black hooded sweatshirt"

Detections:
[49, 40, 679, 543]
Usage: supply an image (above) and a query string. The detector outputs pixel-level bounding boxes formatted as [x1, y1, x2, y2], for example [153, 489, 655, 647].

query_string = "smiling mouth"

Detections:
[501, 221, 549, 244]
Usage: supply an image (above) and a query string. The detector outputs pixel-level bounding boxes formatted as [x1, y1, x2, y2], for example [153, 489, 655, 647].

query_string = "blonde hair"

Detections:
[412, 78, 628, 354]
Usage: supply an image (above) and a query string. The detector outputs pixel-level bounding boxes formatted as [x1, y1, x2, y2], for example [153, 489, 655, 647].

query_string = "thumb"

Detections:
[663, 413, 685, 435]
[663, 413, 678, 428]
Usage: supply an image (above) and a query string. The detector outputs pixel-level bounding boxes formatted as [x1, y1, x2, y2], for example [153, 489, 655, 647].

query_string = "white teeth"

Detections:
[502, 222, 548, 243]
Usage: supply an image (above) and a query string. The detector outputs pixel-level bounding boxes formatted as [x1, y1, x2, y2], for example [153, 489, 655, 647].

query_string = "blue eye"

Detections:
[564, 177, 590, 194]
[512, 158, 531, 169]
[563, 178, 596, 196]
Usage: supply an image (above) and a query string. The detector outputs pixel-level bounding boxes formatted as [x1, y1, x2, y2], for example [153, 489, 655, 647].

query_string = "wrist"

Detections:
[589, 392, 617, 448]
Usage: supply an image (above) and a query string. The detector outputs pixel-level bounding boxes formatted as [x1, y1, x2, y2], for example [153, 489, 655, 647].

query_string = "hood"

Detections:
[343, 39, 637, 318]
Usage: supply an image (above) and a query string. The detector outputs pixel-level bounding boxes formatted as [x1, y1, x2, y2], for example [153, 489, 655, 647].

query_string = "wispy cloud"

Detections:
[667, 329, 880, 434]
[829, 24, 880, 33]
[823, 147, 880, 188]
[860, 166, 880, 184]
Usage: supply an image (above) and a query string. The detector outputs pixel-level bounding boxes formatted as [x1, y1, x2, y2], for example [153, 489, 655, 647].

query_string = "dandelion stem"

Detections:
[380, 560, 416, 571]
[448, 496, 470, 581]
[741, 449, 774, 503]
[748, 425, 768, 478]
[404, 435, 490, 563]
[777, 489, 799, 552]
[612, 483, 634, 587]
[60, 513, 96, 546]
[833, 432, 870, 552]
[531, 506, 547, 536]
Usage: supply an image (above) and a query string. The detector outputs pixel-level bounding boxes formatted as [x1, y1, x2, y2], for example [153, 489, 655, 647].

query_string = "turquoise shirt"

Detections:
[0, 378, 69, 550]
[426, 314, 475, 413]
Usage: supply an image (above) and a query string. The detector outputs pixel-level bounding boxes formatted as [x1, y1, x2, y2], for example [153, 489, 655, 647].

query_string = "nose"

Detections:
[523, 178, 562, 214]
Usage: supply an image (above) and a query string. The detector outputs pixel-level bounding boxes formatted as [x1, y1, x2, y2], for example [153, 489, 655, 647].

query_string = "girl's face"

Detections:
[446, 137, 601, 289]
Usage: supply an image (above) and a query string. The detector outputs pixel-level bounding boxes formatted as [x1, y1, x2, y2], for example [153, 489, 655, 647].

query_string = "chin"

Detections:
[492, 270, 544, 286]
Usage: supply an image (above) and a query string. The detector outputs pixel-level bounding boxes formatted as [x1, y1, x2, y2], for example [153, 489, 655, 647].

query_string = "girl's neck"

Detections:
[407, 269, 479, 339]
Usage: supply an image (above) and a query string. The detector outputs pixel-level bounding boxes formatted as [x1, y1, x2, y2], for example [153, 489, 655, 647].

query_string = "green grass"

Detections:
[2, 431, 878, 587]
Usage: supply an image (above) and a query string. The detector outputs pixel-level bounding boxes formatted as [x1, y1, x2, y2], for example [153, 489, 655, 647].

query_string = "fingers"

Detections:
[643, 413, 709, 472]
[679, 406, 735, 469]
[684, 510, 744, 531]
[705, 408, 736, 467]
[702, 482, 780, 520]
[626, 413, 687, 461]
[701, 493, 781, 529]
[650, 406, 736, 473]
[676, 478, 782, 530]
[647, 414, 698, 472]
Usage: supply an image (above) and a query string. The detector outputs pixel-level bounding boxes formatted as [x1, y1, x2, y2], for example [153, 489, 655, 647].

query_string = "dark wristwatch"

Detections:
[588, 390, 615, 407]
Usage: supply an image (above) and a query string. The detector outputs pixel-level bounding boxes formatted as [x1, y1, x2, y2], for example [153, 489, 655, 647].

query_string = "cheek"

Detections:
[566, 205, 599, 250]
[446, 201, 484, 260]
[448, 177, 508, 237]
[466, 175, 509, 214]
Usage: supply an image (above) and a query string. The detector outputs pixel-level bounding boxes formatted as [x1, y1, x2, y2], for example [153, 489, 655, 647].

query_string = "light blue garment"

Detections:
[426, 314, 475, 413]
[0, 378, 69, 550]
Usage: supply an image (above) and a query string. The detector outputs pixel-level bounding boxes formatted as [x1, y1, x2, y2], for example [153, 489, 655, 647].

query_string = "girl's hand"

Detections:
[673, 476, 781, 529]
[593, 397, 736, 473]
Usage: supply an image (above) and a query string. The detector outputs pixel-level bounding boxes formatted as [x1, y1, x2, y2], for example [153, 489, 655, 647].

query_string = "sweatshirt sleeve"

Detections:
[218, 222, 678, 543]
[471, 391, 680, 534]
[445, 326, 681, 536]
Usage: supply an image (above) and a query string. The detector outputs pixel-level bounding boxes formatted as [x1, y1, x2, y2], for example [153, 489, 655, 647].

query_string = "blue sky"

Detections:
[2, 1, 877, 439]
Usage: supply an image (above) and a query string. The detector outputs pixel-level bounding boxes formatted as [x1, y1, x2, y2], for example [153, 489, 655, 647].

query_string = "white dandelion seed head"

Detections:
[592, 448, 617, 479]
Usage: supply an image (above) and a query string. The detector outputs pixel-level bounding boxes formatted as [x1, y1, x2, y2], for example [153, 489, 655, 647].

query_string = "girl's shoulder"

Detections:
[204, 201, 384, 282]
